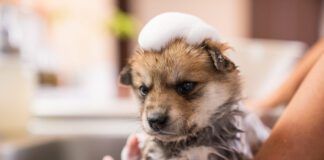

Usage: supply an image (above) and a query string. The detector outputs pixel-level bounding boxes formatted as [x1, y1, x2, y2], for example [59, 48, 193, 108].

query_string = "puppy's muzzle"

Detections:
[147, 112, 168, 131]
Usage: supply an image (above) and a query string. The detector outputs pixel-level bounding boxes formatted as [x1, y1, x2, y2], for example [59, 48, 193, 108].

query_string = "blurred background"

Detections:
[0, 0, 323, 159]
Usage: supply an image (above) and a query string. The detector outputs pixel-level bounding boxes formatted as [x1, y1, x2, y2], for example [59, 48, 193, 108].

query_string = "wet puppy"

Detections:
[120, 38, 269, 160]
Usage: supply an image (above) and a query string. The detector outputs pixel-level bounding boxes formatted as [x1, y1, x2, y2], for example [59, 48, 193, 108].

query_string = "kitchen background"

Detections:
[0, 0, 323, 160]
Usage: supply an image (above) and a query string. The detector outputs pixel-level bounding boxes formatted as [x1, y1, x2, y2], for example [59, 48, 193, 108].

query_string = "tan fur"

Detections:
[119, 38, 271, 160]
[123, 38, 241, 141]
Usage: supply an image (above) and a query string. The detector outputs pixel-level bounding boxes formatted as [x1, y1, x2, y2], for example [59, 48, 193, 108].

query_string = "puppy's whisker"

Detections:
[158, 130, 177, 136]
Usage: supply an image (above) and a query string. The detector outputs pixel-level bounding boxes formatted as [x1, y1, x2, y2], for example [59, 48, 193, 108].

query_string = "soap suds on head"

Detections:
[138, 12, 220, 52]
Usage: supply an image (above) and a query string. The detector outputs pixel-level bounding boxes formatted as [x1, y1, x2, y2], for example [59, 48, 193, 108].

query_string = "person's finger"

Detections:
[122, 134, 141, 160]
[127, 134, 140, 156]
[103, 155, 114, 160]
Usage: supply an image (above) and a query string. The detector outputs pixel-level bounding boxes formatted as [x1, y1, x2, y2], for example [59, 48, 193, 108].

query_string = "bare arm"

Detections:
[250, 38, 324, 115]
[254, 53, 324, 160]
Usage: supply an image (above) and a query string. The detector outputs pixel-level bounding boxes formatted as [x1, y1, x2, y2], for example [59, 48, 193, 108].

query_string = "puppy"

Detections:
[120, 13, 269, 160]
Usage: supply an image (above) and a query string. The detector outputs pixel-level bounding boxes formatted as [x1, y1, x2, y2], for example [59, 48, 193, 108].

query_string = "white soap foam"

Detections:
[138, 12, 220, 51]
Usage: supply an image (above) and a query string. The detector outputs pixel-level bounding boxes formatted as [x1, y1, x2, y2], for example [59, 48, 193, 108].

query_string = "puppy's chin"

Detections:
[143, 124, 196, 142]
[145, 130, 189, 142]
[154, 134, 188, 142]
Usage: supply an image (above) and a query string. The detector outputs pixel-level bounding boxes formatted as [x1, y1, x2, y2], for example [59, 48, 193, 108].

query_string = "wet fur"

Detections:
[120, 38, 267, 160]
[152, 102, 247, 160]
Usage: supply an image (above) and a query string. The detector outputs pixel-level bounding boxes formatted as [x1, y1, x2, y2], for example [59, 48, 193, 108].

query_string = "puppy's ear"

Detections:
[202, 40, 236, 72]
[119, 65, 132, 85]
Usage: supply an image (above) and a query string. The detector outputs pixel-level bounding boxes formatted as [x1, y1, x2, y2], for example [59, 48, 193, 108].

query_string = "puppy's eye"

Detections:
[176, 82, 196, 95]
[139, 85, 149, 96]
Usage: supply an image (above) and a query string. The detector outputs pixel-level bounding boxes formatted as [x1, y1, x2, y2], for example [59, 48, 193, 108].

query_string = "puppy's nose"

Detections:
[147, 113, 168, 131]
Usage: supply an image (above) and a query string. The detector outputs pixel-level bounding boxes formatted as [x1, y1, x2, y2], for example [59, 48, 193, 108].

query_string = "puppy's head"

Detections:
[120, 39, 240, 141]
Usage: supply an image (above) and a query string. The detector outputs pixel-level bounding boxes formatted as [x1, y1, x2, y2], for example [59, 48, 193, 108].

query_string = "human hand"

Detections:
[121, 134, 142, 160]
[103, 134, 144, 160]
